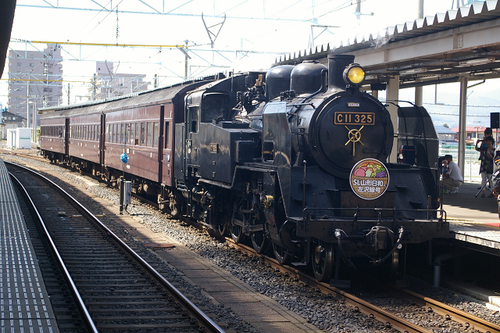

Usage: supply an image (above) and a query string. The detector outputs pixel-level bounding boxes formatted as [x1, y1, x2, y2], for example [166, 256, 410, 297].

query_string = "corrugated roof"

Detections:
[435, 125, 458, 134]
[451, 126, 487, 132]
[277, 1, 500, 64]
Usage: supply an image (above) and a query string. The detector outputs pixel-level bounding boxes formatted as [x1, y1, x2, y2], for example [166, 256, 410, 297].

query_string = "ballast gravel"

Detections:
[4, 153, 500, 333]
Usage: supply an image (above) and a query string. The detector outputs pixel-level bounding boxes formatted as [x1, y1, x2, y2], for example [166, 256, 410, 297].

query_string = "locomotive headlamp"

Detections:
[344, 64, 366, 86]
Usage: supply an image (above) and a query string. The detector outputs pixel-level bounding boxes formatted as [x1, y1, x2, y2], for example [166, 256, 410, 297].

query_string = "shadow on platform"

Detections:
[441, 182, 500, 227]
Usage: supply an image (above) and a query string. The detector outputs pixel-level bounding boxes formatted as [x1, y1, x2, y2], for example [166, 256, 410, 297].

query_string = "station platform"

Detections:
[442, 182, 500, 254]
[0, 158, 59, 332]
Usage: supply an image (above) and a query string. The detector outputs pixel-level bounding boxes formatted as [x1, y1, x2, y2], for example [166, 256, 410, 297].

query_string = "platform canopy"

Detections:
[0, 0, 16, 79]
[276, 1, 500, 88]
[275, 1, 500, 174]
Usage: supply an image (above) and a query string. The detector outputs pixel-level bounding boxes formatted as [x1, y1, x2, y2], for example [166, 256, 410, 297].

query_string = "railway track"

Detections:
[226, 241, 500, 333]
[6, 152, 500, 333]
[7, 161, 225, 333]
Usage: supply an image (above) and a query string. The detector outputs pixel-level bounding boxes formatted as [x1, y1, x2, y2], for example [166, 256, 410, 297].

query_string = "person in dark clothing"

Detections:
[477, 135, 495, 197]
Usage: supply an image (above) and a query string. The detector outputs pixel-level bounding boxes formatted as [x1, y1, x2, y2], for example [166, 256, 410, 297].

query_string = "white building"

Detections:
[8, 44, 63, 130]
[91, 61, 150, 100]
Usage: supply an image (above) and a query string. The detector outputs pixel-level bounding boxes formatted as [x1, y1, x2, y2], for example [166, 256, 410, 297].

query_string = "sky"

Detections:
[1, 0, 499, 128]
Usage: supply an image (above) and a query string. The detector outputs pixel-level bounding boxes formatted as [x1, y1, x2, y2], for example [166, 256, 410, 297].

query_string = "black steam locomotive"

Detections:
[40, 54, 448, 282]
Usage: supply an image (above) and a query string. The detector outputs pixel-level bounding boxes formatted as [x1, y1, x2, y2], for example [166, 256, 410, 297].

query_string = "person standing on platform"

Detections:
[477, 135, 495, 197]
[442, 155, 463, 194]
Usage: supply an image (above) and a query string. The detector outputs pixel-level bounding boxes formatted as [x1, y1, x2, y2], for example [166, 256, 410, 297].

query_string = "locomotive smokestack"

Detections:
[327, 54, 355, 91]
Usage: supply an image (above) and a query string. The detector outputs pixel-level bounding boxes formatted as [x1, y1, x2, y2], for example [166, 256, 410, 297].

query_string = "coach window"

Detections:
[121, 123, 126, 143]
[140, 123, 145, 145]
[147, 122, 152, 146]
[130, 123, 134, 144]
[153, 122, 158, 146]
[187, 106, 198, 133]
[135, 123, 139, 145]
[164, 122, 169, 148]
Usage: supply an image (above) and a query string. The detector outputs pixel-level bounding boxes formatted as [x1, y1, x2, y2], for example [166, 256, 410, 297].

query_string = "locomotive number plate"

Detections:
[334, 112, 375, 126]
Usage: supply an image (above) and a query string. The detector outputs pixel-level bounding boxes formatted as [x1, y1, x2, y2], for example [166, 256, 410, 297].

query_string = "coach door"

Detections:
[99, 113, 105, 166]
[161, 104, 174, 187]
[65, 118, 70, 156]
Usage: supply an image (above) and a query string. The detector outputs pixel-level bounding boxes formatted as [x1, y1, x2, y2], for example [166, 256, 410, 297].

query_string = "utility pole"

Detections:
[184, 40, 189, 79]
[415, 0, 424, 106]
[355, 0, 361, 21]
[26, 80, 30, 130]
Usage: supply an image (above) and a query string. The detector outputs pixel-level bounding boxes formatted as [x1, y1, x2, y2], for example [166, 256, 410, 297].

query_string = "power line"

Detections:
[12, 39, 187, 49]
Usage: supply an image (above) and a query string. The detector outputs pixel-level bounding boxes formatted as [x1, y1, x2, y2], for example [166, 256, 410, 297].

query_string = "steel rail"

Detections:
[394, 288, 500, 333]
[6, 161, 226, 333]
[229, 239, 500, 333]
[9, 171, 99, 333]
[226, 240, 433, 333]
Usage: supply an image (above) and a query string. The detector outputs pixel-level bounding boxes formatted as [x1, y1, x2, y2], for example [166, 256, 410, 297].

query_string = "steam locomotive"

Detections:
[40, 54, 449, 283]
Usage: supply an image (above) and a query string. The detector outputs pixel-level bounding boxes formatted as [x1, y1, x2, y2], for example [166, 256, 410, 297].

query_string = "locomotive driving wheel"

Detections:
[217, 207, 231, 236]
[272, 243, 291, 265]
[251, 231, 268, 254]
[231, 203, 245, 243]
[217, 220, 228, 236]
[311, 240, 334, 282]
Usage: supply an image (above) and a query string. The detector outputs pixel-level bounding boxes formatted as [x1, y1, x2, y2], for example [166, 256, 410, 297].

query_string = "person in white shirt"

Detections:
[442, 155, 463, 194]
